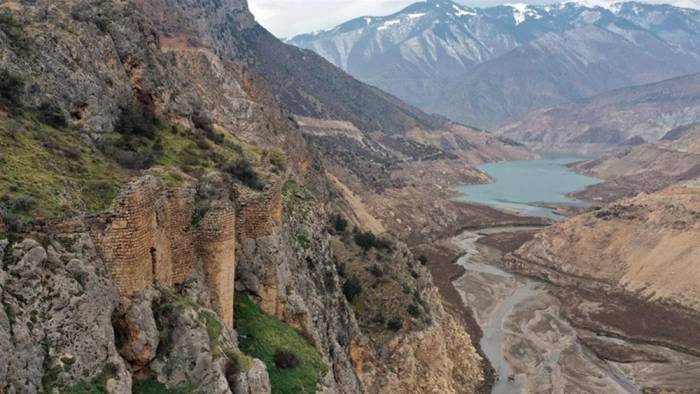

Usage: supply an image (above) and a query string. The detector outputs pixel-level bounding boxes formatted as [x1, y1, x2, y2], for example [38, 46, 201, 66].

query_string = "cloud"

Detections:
[248, 0, 700, 38]
[249, 0, 417, 38]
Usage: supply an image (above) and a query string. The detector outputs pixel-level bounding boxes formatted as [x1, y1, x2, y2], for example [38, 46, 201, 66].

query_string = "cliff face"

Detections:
[0, 0, 491, 393]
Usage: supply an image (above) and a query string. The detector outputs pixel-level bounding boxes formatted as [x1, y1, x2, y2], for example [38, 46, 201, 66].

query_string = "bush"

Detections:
[407, 304, 421, 318]
[387, 318, 403, 332]
[332, 214, 348, 233]
[354, 231, 392, 252]
[268, 148, 286, 173]
[0, 14, 28, 53]
[0, 69, 24, 112]
[11, 196, 35, 212]
[37, 101, 67, 128]
[110, 147, 155, 170]
[368, 264, 383, 278]
[342, 275, 362, 303]
[115, 100, 157, 138]
[224, 159, 263, 190]
[273, 349, 301, 369]
[418, 255, 428, 265]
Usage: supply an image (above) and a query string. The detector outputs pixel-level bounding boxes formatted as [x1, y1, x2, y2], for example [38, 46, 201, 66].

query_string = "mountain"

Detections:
[571, 123, 700, 201]
[288, 0, 700, 129]
[497, 72, 700, 155]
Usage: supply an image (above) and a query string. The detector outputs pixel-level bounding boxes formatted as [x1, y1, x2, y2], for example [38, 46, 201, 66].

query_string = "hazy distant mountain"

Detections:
[496, 72, 700, 154]
[288, 0, 700, 129]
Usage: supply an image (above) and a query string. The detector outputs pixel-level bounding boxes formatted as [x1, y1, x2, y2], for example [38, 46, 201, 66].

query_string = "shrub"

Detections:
[0, 14, 28, 53]
[273, 349, 301, 369]
[110, 147, 155, 170]
[268, 148, 286, 173]
[354, 231, 392, 252]
[387, 318, 403, 332]
[407, 304, 421, 318]
[11, 196, 35, 212]
[115, 100, 157, 138]
[37, 101, 67, 128]
[418, 255, 428, 265]
[368, 264, 383, 278]
[342, 275, 362, 303]
[224, 159, 263, 190]
[0, 69, 24, 112]
[192, 111, 214, 135]
[332, 214, 348, 233]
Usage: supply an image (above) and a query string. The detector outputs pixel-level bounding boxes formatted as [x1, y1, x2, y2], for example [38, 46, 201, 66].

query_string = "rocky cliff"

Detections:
[0, 0, 495, 393]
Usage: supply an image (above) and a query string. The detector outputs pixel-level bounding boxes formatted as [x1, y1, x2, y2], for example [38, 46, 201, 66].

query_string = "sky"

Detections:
[248, 0, 700, 38]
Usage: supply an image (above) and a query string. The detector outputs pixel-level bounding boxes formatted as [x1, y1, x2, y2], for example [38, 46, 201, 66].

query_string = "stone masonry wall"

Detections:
[198, 204, 237, 328]
[236, 178, 283, 240]
[90, 176, 236, 328]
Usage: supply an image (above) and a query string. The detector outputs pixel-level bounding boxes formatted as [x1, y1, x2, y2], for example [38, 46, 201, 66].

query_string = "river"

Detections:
[449, 159, 694, 393]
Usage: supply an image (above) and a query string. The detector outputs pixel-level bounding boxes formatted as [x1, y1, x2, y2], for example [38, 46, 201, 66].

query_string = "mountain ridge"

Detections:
[289, 0, 700, 128]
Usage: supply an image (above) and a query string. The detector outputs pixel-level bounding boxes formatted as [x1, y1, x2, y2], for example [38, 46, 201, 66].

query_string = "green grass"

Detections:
[234, 293, 327, 394]
[132, 377, 193, 394]
[0, 112, 128, 220]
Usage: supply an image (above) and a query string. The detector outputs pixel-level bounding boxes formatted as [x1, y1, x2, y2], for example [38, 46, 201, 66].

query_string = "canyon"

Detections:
[1, 0, 699, 393]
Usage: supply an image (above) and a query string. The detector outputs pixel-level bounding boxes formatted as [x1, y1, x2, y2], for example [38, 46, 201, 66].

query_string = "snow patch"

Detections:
[378, 19, 401, 31]
[506, 3, 542, 25]
[561, 0, 623, 12]
[406, 12, 426, 19]
[453, 4, 477, 17]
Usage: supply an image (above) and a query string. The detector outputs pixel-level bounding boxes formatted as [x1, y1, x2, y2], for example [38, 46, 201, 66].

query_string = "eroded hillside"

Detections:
[507, 182, 700, 357]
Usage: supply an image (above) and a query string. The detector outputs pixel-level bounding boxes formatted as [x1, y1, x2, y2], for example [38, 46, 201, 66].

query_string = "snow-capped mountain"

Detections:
[288, 0, 700, 128]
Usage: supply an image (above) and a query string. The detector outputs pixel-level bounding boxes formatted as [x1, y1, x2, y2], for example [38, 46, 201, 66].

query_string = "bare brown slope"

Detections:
[497, 73, 700, 155]
[507, 182, 700, 354]
[573, 125, 700, 202]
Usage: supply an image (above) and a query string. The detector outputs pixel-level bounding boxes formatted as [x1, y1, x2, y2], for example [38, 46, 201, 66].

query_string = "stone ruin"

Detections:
[86, 175, 284, 329]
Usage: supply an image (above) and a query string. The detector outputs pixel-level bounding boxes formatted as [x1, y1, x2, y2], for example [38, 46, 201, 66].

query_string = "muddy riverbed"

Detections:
[452, 227, 700, 393]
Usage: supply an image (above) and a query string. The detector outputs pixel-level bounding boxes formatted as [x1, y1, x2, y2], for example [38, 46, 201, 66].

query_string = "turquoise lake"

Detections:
[455, 157, 600, 220]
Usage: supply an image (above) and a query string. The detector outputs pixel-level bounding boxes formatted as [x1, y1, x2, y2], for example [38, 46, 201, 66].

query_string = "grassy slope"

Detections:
[234, 292, 327, 394]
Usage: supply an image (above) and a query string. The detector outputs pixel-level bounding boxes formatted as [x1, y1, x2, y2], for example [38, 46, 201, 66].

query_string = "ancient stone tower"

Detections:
[90, 176, 236, 329]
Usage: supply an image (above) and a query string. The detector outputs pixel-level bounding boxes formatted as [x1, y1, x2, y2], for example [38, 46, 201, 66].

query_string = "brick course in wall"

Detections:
[89, 176, 237, 329]
[236, 178, 283, 240]
[198, 204, 236, 328]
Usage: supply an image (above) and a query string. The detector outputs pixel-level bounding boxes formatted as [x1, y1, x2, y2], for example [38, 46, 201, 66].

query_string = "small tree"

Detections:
[37, 101, 67, 128]
[0, 69, 24, 112]
[387, 318, 403, 332]
[224, 159, 263, 190]
[342, 275, 362, 302]
[332, 214, 348, 233]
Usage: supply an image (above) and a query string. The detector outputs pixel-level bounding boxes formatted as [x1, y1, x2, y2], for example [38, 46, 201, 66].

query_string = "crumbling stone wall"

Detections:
[90, 176, 236, 328]
[198, 204, 236, 328]
[91, 177, 161, 295]
[236, 178, 283, 240]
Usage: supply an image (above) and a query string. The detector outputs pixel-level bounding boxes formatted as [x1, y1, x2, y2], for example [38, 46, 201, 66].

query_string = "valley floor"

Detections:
[431, 222, 700, 393]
